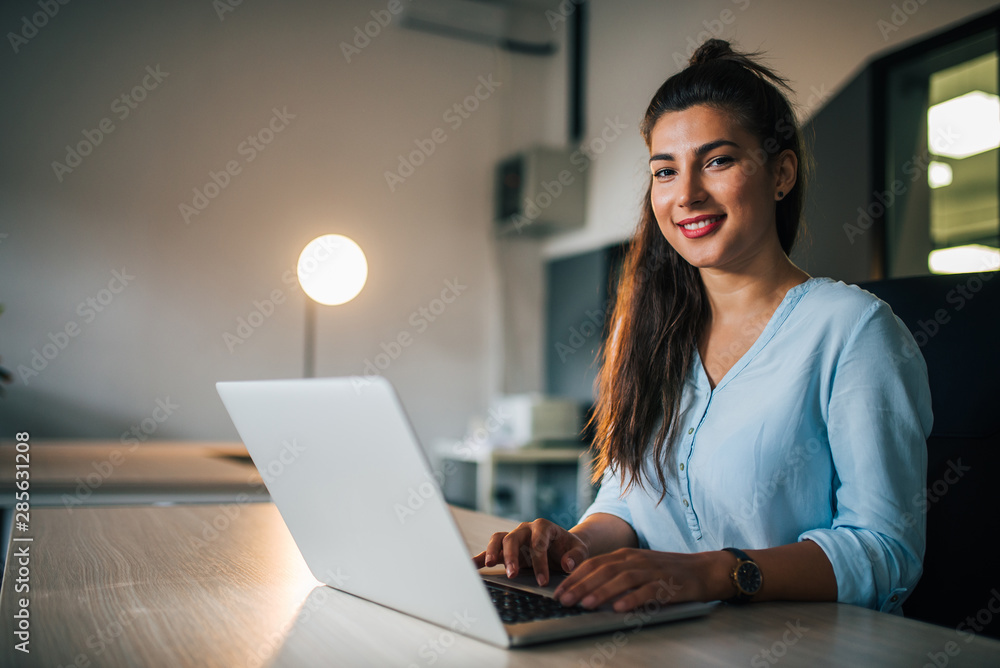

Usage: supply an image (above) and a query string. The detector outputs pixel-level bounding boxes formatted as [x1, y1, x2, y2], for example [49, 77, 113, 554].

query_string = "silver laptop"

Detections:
[216, 377, 715, 648]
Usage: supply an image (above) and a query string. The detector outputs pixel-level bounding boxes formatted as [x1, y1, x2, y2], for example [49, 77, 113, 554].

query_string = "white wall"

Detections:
[0, 0, 566, 444]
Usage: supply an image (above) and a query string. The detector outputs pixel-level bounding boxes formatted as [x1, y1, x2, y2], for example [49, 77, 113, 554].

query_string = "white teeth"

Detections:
[681, 215, 723, 230]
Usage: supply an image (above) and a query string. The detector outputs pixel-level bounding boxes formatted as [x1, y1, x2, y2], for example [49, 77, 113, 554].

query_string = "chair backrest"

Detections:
[857, 273, 999, 638]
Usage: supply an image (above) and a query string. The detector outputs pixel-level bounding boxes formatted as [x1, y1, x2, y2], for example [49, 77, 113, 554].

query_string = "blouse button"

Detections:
[683, 499, 689, 507]
[679, 463, 685, 471]
[687, 428, 694, 434]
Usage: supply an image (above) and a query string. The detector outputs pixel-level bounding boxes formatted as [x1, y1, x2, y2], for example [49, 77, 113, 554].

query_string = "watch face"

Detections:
[736, 562, 762, 595]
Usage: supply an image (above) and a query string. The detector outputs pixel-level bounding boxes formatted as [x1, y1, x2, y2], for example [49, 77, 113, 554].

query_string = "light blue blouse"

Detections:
[579, 277, 933, 614]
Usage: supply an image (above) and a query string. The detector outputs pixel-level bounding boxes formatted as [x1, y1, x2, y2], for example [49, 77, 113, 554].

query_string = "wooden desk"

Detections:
[2, 503, 999, 666]
[0, 440, 266, 506]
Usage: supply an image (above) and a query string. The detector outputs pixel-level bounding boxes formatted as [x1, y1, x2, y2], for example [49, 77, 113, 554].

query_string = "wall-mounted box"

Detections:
[489, 394, 582, 447]
[495, 146, 586, 236]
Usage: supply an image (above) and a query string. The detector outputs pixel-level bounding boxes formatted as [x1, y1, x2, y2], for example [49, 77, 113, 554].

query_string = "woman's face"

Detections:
[647, 104, 794, 273]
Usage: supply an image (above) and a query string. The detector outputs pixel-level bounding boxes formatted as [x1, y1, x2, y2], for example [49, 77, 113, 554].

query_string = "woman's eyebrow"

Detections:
[648, 139, 742, 163]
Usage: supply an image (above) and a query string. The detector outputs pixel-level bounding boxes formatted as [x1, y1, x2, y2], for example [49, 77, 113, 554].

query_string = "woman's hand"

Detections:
[472, 518, 591, 586]
[552, 548, 733, 611]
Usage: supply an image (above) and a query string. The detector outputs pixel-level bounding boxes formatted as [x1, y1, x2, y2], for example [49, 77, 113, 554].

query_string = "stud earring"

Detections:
[777, 191, 784, 199]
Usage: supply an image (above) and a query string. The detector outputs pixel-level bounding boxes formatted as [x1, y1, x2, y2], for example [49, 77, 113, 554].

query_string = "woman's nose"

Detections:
[678, 172, 707, 208]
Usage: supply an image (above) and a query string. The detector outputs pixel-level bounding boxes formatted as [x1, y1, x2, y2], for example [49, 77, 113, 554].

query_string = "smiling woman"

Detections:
[474, 39, 933, 617]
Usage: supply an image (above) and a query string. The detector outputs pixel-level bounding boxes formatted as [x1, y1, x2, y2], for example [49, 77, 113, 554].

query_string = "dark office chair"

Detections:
[857, 272, 1000, 638]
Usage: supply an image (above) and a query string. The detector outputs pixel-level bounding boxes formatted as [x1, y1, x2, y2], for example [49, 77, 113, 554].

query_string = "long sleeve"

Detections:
[798, 300, 932, 613]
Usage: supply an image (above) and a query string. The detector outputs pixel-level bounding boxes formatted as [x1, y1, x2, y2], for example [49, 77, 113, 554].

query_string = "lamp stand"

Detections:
[304, 298, 316, 378]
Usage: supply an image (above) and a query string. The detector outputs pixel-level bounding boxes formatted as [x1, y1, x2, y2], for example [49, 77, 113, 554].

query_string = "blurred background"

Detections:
[1, 0, 997, 455]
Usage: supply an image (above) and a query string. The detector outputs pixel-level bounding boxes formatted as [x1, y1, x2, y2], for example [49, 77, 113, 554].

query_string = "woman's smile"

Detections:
[677, 214, 726, 238]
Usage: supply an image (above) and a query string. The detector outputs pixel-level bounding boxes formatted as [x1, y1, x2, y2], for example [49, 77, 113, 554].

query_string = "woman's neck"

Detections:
[698, 254, 810, 327]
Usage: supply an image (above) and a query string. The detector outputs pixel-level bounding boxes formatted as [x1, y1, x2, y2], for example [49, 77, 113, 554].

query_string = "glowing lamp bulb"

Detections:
[297, 235, 367, 306]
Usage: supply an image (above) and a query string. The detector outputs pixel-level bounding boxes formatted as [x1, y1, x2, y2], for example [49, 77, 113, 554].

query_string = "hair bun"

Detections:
[689, 38, 734, 66]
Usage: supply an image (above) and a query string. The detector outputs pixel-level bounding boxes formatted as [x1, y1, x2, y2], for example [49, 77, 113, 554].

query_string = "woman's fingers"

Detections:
[476, 520, 590, 587]
[502, 524, 535, 578]
[558, 540, 589, 575]
[576, 570, 646, 609]
[533, 531, 589, 584]
[609, 580, 682, 612]
[556, 558, 635, 607]
[553, 551, 603, 598]
[484, 539, 702, 612]
[483, 531, 512, 569]
[552, 549, 695, 611]
[554, 549, 648, 604]
[529, 522, 560, 586]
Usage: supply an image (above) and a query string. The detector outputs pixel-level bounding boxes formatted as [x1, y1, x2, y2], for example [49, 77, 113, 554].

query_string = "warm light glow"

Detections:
[927, 161, 953, 189]
[297, 235, 368, 306]
[927, 91, 1000, 159]
[928, 244, 1000, 274]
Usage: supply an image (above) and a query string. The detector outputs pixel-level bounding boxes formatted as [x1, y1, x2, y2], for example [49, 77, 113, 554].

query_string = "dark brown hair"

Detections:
[588, 39, 808, 501]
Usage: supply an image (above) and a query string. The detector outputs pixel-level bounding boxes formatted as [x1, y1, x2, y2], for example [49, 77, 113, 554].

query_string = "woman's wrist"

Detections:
[705, 550, 739, 601]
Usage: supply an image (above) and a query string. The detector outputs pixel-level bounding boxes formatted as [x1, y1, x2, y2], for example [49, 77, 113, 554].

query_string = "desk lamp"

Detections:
[297, 234, 367, 378]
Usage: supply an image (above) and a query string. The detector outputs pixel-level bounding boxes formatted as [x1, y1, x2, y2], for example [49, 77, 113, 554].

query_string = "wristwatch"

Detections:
[723, 547, 762, 603]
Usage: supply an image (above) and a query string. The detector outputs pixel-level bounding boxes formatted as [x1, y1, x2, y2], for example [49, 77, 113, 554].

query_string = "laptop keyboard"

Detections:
[486, 582, 598, 625]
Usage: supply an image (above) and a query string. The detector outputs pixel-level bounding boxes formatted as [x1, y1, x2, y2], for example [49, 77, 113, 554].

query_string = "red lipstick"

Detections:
[676, 214, 725, 239]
